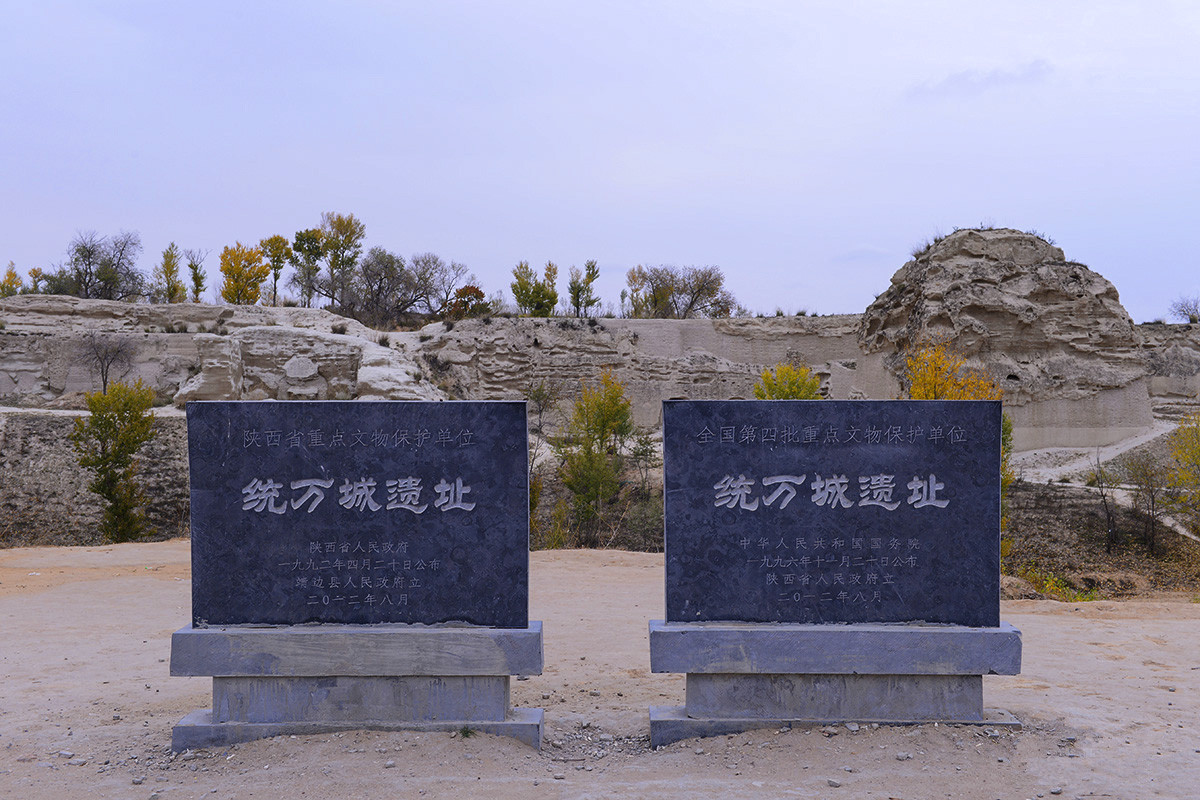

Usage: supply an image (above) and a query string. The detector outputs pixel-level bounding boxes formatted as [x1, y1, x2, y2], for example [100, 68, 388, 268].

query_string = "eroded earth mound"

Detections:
[859, 228, 1145, 403]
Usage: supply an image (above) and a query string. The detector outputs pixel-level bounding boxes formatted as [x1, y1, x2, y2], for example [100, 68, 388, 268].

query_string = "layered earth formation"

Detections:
[4, 228, 1200, 540]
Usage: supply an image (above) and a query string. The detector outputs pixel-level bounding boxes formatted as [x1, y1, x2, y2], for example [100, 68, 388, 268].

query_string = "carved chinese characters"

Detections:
[187, 401, 528, 627]
[663, 400, 1001, 627]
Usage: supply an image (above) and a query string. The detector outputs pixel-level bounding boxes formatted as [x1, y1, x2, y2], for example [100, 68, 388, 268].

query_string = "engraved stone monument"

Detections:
[649, 399, 1021, 746]
[170, 401, 543, 750]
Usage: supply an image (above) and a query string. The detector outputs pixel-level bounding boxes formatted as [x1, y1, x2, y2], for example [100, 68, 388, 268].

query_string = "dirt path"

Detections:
[2, 541, 1198, 799]
[1011, 419, 1200, 547]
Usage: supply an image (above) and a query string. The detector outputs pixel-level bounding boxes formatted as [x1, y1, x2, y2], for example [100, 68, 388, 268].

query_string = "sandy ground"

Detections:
[1, 542, 1198, 800]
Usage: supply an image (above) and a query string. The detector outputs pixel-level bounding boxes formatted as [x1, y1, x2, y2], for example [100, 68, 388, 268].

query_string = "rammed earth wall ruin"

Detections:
[4, 272, 1200, 545]
[0, 410, 189, 545]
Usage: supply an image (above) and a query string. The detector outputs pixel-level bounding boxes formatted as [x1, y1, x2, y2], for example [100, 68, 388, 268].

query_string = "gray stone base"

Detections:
[649, 705, 1020, 748]
[174, 707, 545, 751]
[171, 622, 544, 751]
[648, 620, 1022, 747]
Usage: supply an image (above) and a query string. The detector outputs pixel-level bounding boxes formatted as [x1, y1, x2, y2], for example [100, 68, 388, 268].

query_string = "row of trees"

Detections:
[3, 214, 743, 325]
[247, 213, 484, 324]
[2, 233, 209, 304]
[508, 261, 737, 320]
[208, 213, 486, 327]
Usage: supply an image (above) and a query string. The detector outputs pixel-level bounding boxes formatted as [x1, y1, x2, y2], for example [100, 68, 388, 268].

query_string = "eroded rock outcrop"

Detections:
[2, 251, 1188, 454]
[173, 326, 441, 404]
[1137, 322, 1200, 399]
[0, 410, 189, 545]
[859, 228, 1152, 448]
[408, 316, 897, 428]
[0, 295, 441, 406]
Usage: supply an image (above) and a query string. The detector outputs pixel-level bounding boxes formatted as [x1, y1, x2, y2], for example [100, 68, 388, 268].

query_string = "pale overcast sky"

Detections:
[2, 2, 1197, 321]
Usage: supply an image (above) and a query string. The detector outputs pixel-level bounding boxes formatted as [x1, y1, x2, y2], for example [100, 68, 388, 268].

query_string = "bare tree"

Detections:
[1090, 450, 1119, 554]
[430, 258, 471, 317]
[524, 377, 565, 549]
[1121, 452, 1173, 556]
[100, 231, 144, 301]
[79, 331, 136, 394]
[355, 247, 422, 328]
[624, 264, 735, 319]
[65, 231, 105, 297]
[674, 265, 734, 318]
[61, 231, 145, 301]
[526, 377, 564, 436]
[1170, 295, 1200, 324]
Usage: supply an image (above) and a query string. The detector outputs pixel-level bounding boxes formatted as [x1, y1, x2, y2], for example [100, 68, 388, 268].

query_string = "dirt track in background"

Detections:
[1, 541, 1198, 799]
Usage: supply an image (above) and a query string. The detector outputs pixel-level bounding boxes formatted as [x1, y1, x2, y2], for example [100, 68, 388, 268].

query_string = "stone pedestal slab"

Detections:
[649, 620, 1020, 747]
[649, 620, 1022, 675]
[173, 707, 545, 751]
[171, 622, 544, 751]
[171, 622, 544, 676]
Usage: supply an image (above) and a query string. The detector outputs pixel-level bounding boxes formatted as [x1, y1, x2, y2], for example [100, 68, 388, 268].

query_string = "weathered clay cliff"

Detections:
[1137, 321, 1200, 400]
[4, 231, 1200, 457]
[859, 228, 1154, 449]
[0, 295, 441, 407]
[0, 410, 189, 545]
[408, 315, 897, 428]
[6, 234, 1200, 546]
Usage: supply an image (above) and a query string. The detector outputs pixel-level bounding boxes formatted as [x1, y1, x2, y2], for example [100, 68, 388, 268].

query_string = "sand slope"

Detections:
[1, 542, 1197, 799]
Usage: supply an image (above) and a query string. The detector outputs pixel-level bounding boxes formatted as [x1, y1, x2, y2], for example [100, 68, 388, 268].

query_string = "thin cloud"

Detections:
[908, 59, 1053, 99]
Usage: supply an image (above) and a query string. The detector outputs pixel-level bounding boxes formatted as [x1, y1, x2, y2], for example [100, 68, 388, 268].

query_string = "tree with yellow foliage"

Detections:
[903, 338, 1002, 401]
[1170, 411, 1200, 532]
[511, 260, 558, 316]
[1, 262, 24, 297]
[259, 234, 293, 307]
[151, 243, 188, 303]
[902, 337, 1014, 527]
[754, 363, 821, 399]
[218, 242, 269, 305]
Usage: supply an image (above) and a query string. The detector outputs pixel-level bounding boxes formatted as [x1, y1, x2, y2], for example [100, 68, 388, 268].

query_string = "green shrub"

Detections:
[69, 380, 158, 542]
[555, 370, 634, 546]
[619, 494, 664, 552]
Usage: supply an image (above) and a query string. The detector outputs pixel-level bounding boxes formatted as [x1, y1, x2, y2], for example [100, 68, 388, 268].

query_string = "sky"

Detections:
[2, 1, 1197, 322]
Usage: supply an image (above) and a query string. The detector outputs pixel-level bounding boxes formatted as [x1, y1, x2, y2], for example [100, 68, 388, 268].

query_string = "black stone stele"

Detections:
[187, 401, 529, 628]
[663, 400, 1001, 627]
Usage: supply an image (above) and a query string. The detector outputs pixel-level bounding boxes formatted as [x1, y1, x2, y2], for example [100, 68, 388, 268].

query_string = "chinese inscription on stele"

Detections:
[663, 400, 1001, 627]
[186, 401, 529, 627]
